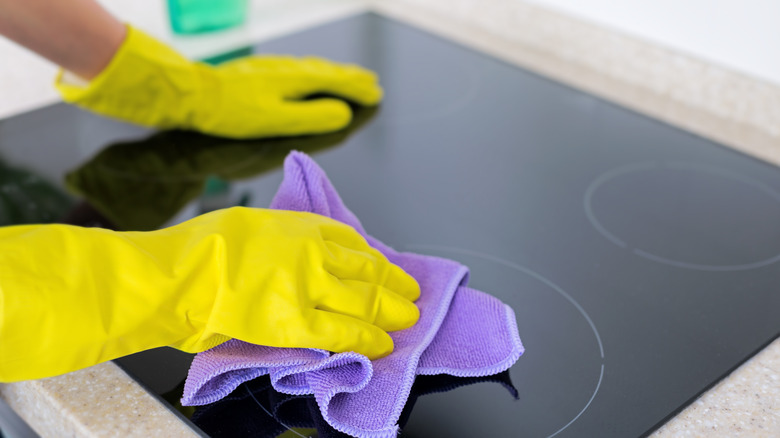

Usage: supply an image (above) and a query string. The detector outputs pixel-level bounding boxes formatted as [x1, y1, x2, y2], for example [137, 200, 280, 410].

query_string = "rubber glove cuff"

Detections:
[55, 25, 204, 130]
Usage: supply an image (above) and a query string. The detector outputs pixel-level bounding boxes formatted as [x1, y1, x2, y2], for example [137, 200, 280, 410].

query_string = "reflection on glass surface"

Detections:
[0, 158, 75, 226]
[65, 105, 377, 231]
[190, 372, 518, 438]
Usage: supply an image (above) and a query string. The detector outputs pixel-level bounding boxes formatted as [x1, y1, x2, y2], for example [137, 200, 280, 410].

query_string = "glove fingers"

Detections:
[317, 219, 372, 249]
[322, 240, 381, 280]
[323, 241, 421, 302]
[301, 308, 395, 359]
[377, 262, 420, 302]
[271, 98, 352, 136]
[286, 57, 383, 105]
[317, 279, 419, 332]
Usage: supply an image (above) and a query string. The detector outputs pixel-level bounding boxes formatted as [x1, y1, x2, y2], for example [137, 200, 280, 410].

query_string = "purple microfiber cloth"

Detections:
[191, 372, 518, 438]
[182, 152, 524, 438]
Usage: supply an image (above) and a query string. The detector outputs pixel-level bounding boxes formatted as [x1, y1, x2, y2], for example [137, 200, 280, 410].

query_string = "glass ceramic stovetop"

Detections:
[0, 12, 778, 438]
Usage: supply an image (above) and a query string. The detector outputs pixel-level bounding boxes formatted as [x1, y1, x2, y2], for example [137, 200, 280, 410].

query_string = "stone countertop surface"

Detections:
[0, 0, 778, 436]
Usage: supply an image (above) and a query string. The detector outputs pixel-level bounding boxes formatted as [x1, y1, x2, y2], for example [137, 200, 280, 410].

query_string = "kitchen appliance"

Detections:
[0, 13, 777, 438]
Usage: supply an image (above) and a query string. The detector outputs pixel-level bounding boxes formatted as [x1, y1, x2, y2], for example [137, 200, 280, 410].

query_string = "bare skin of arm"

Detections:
[0, 0, 125, 79]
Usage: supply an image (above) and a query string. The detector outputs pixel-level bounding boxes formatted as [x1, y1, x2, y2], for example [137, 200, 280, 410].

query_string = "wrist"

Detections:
[129, 220, 235, 353]
[55, 25, 206, 130]
[74, 19, 127, 80]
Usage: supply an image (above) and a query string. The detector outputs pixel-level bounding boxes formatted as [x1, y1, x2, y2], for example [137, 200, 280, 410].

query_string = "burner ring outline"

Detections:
[373, 62, 482, 127]
[406, 244, 604, 438]
[584, 162, 780, 271]
[245, 385, 309, 438]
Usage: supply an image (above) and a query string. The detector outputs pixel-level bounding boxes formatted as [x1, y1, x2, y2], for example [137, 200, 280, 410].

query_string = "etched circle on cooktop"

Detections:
[585, 162, 780, 271]
[374, 51, 481, 127]
[403, 244, 604, 438]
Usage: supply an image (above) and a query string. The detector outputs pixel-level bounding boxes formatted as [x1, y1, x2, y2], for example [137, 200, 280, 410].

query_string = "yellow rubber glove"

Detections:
[0, 207, 420, 382]
[55, 25, 382, 139]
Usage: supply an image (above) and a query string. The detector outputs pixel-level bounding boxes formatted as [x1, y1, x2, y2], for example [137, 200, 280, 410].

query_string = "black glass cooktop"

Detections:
[1, 13, 778, 438]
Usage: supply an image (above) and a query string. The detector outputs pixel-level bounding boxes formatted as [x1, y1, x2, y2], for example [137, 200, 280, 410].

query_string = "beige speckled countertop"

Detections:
[0, 0, 778, 437]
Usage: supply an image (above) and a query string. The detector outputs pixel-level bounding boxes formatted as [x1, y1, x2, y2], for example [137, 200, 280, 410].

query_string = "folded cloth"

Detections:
[191, 372, 519, 438]
[181, 152, 524, 438]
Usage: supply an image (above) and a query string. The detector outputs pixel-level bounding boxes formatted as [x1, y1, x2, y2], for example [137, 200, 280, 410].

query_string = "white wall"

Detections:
[525, 0, 780, 86]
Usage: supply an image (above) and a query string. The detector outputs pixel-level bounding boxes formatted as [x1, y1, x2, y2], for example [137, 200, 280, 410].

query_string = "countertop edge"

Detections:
[373, 0, 780, 166]
[0, 361, 199, 438]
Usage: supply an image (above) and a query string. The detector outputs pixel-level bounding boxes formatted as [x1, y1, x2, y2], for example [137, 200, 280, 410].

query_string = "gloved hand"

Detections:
[0, 207, 420, 382]
[54, 25, 382, 139]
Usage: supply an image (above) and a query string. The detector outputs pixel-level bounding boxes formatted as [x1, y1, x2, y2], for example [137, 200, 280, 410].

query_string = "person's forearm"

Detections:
[0, 222, 216, 382]
[0, 0, 126, 79]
